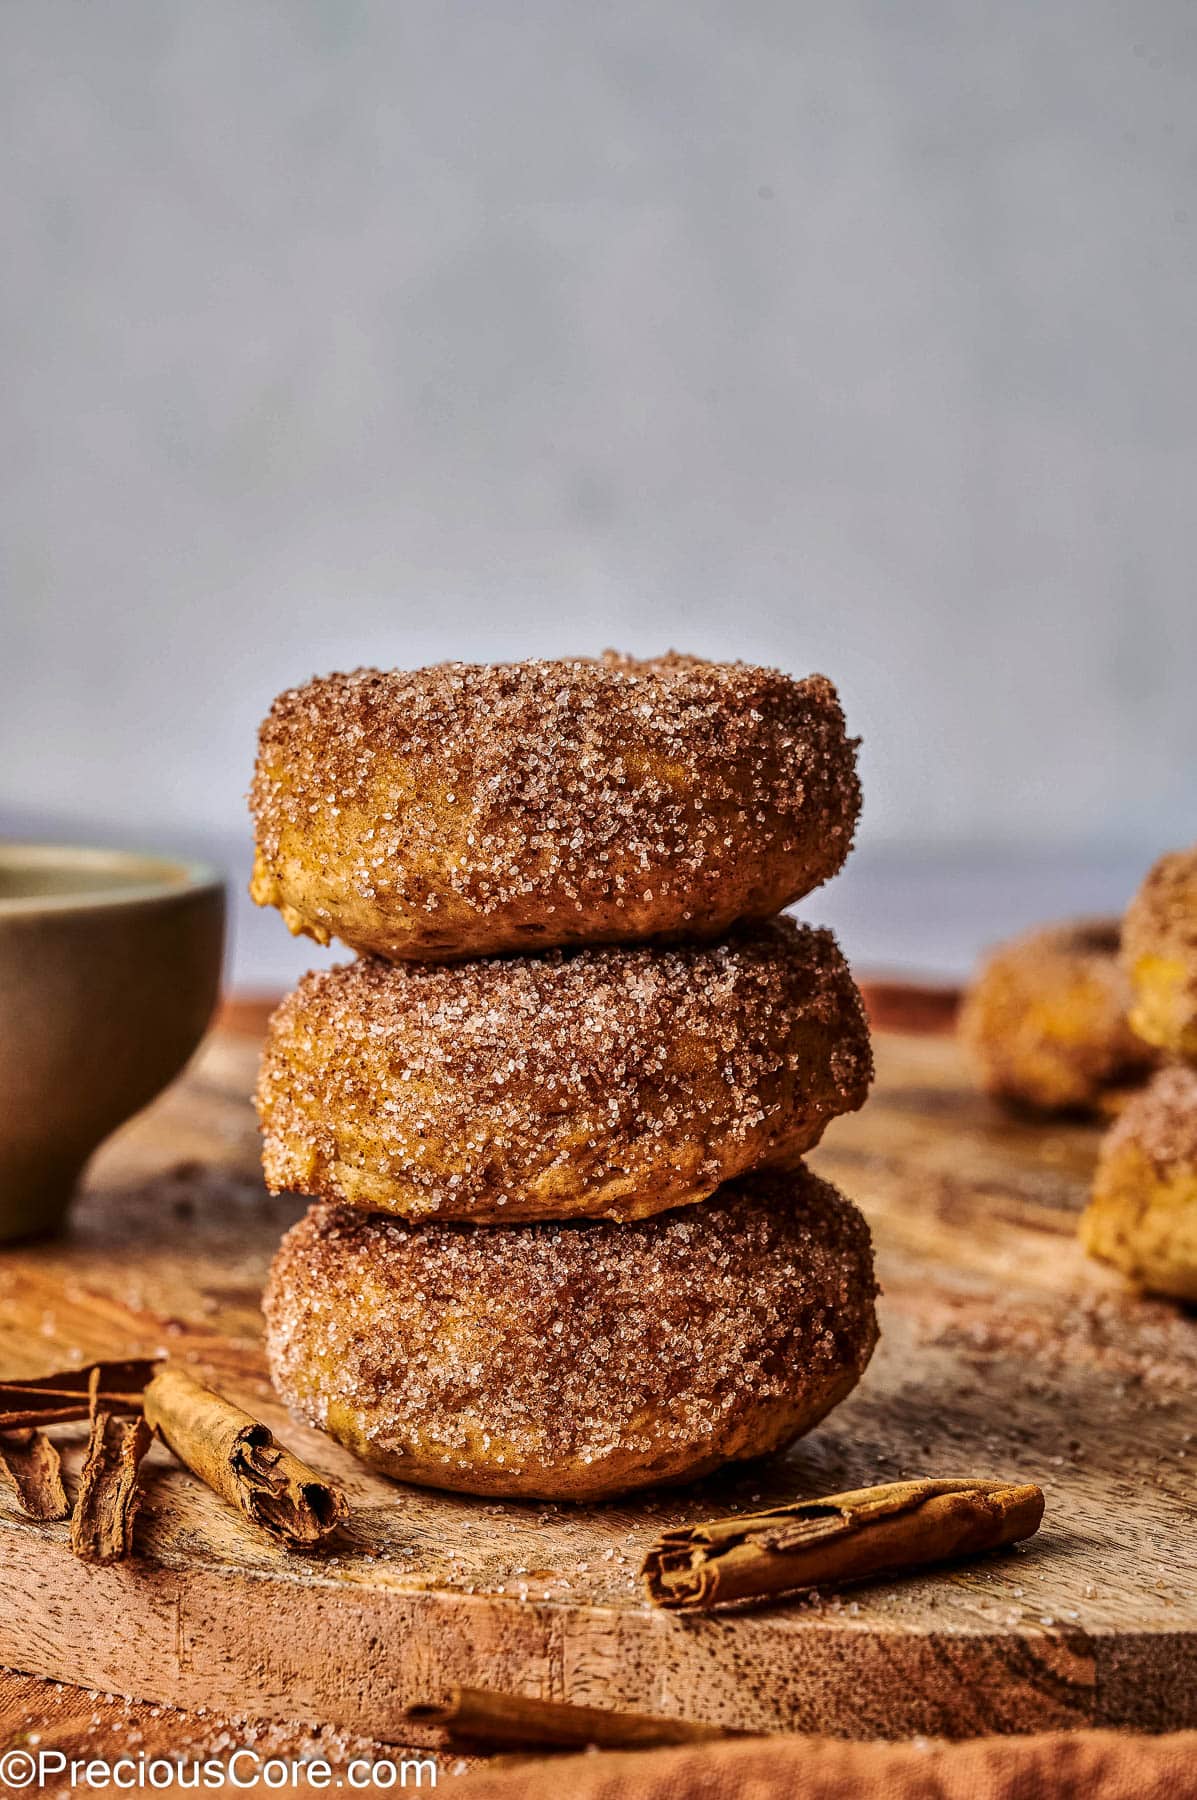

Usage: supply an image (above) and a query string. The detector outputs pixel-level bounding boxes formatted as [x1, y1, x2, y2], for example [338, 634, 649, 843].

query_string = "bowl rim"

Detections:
[0, 841, 224, 916]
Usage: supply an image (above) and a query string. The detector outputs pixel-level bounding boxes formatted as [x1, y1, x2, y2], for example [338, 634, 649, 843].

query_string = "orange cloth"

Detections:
[456, 1731, 1197, 1798]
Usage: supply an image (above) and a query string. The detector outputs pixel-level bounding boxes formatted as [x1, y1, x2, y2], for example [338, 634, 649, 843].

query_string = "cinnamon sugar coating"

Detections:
[1081, 1065, 1197, 1301]
[1123, 844, 1197, 1062]
[256, 919, 872, 1225]
[959, 918, 1154, 1114]
[249, 653, 861, 962]
[262, 1170, 879, 1500]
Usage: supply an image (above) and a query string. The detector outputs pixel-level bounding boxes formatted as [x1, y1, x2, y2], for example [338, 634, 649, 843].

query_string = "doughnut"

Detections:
[1080, 1065, 1197, 1301]
[1122, 844, 1197, 1062]
[249, 653, 860, 962]
[262, 1170, 879, 1500]
[256, 918, 872, 1225]
[958, 918, 1154, 1114]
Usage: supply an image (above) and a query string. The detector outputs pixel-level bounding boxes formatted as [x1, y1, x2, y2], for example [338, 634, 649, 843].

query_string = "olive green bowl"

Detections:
[0, 844, 225, 1241]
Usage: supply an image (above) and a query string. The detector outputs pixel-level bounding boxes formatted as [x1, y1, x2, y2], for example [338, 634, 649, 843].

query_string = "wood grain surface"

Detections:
[0, 1668, 478, 1794]
[0, 1001, 1193, 1742]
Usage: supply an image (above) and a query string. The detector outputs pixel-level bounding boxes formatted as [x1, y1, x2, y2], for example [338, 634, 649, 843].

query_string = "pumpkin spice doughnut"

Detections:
[1123, 844, 1197, 1062]
[249, 653, 860, 963]
[959, 918, 1154, 1114]
[1080, 1065, 1197, 1301]
[262, 1170, 879, 1501]
[256, 918, 872, 1225]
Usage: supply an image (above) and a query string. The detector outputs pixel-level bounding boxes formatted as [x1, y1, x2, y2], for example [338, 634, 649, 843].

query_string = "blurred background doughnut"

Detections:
[1080, 1065, 1197, 1301]
[1123, 844, 1197, 1063]
[958, 918, 1154, 1114]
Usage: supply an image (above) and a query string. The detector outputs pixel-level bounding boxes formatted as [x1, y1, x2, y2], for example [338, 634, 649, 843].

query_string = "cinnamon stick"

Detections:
[142, 1365, 349, 1548]
[0, 1359, 159, 1431]
[642, 1478, 1045, 1611]
[406, 1687, 737, 1750]
[0, 1428, 70, 1521]
[70, 1411, 153, 1563]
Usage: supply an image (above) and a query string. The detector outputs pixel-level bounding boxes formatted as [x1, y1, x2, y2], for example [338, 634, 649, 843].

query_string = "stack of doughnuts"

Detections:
[1081, 844, 1197, 1300]
[251, 652, 879, 1499]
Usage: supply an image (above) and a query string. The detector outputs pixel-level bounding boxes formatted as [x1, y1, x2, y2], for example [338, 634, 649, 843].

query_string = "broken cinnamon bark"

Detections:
[643, 1478, 1045, 1610]
[0, 1359, 159, 1431]
[1, 1360, 156, 1530]
[142, 1365, 348, 1548]
[0, 1428, 70, 1521]
[70, 1410, 154, 1564]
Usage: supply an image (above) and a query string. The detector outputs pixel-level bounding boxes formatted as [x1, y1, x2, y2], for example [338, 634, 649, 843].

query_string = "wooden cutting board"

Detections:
[0, 995, 1193, 1741]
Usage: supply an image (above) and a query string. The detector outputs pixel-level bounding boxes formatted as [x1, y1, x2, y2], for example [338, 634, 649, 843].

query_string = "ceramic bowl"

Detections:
[0, 843, 225, 1241]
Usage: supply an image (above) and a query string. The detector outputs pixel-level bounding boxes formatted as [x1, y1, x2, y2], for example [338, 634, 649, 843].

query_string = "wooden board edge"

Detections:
[2, 1527, 1193, 1741]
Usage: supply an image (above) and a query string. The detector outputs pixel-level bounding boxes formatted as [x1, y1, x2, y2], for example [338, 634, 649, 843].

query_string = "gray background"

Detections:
[2, 2, 1194, 982]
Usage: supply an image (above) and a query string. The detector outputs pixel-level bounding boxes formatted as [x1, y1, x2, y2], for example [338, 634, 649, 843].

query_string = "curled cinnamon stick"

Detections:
[0, 1428, 70, 1521]
[406, 1687, 736, 1750]
[643, 1478, 1045, 1611]
[142, 1365, 349, 1549]
[70, 1411, 153, 1563]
